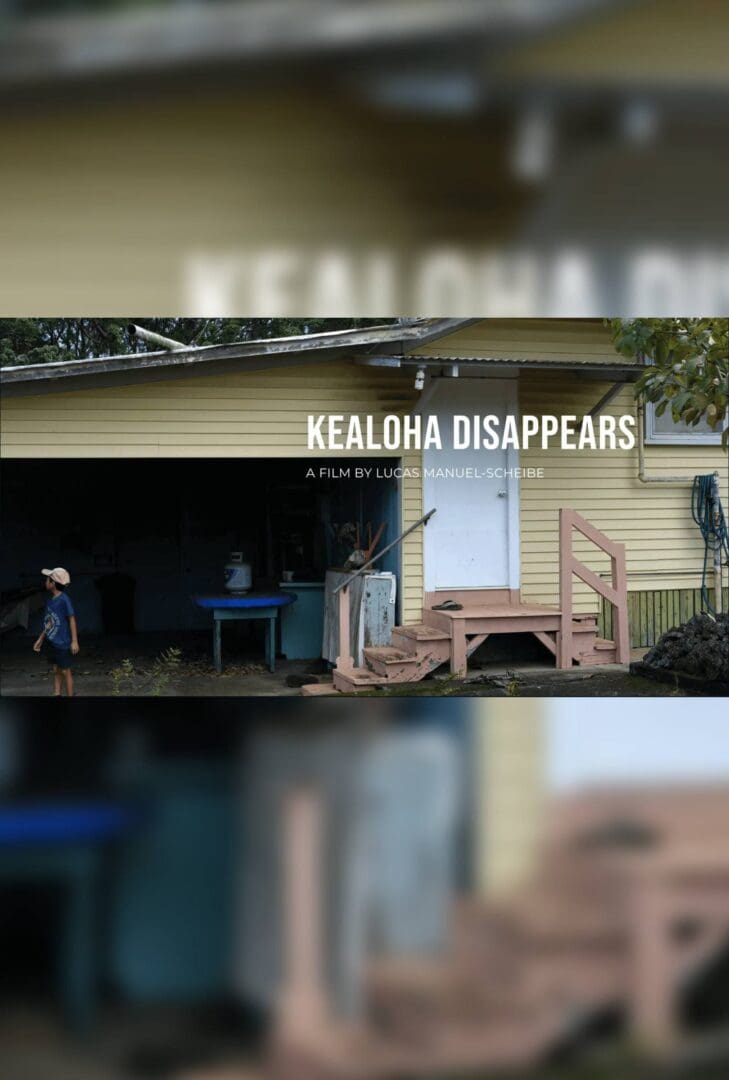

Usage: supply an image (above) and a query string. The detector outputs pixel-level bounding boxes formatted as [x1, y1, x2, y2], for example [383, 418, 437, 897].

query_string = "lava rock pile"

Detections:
[643, 612, 729, 682]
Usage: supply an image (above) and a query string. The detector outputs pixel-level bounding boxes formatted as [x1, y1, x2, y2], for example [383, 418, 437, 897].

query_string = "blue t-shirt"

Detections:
[44, 592, 75, 648]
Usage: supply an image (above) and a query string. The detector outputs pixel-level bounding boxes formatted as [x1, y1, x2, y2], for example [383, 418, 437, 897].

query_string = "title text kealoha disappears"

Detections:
[307, 414, 636, 451]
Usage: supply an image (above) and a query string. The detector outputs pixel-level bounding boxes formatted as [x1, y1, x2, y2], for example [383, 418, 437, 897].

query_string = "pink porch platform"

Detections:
[302, 509, 630, 694]
[423, 601, 563, 678]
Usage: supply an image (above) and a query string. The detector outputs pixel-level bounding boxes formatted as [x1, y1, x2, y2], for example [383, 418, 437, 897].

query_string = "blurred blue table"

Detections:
[193, 592, 295, 673]
[0, 802, 140, 1033]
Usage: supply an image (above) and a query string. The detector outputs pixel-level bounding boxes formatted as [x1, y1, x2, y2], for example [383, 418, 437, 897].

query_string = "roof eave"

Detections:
[0, 318, 471, 392]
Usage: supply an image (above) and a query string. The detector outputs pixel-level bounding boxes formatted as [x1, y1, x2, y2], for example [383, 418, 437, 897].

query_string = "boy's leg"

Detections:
[53, 665, 63, 696]
[63, 668, 74, 697]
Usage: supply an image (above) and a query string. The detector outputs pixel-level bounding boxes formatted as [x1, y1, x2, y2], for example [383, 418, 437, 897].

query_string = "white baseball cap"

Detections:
[42, 567, 71, 585]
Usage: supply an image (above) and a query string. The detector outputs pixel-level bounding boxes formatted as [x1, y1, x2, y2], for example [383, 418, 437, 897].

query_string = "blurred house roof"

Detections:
[2, 1, 726, 314]
[0, 1, 626, 93]
[4, 0, 728, 105]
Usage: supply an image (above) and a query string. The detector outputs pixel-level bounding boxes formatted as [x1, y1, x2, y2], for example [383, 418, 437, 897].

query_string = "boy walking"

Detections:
[33, 568, 79, 697]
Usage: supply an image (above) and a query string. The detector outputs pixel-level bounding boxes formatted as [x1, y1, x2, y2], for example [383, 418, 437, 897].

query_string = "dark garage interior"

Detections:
[0, 458, 400, 683]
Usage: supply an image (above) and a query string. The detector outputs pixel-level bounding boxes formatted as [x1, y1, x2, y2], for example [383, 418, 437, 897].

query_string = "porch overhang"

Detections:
[358, 354, 643, 379]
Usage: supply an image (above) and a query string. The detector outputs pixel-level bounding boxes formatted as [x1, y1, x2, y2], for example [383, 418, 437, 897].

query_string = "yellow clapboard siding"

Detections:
[410, 319, 635, 364]
[518, 371, 728, 607]
[4, 407, 406, 422]
[497, 0, 729, 86]
[399, 446, 423, 624]
[5, 387, 412, 403]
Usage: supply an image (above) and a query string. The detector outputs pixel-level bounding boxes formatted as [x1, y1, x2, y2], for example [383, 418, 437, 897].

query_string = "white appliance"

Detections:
[233, 728, 458, 1017]
[322, 570, 397, 665]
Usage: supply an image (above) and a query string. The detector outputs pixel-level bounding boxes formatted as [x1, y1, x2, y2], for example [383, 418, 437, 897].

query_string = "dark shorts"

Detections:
[49, 645, 73, 670]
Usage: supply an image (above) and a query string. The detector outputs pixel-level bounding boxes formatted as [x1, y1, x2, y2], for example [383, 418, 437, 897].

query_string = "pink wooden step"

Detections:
[332, 668, 386, 693]
[364, 646, 418, 677]
[594, 637, 617, 649]
[394, 622, 451, 639]
[575, 638, 617, 666]
[300, 682, 338, 696]
[391, 623, 452, 652]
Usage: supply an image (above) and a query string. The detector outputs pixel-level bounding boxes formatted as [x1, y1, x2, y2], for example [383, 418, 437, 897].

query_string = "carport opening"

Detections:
[1, 458, 401, 660]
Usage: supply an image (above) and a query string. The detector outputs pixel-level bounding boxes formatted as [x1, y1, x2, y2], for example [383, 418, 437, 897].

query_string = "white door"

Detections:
[422, 376, 519, 591]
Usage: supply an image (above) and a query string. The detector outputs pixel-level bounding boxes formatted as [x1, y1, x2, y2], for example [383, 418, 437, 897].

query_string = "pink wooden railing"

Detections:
[558, 509, 630, 668]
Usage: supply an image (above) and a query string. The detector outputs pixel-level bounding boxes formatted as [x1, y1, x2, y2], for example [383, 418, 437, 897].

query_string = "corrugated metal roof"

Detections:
[403, 353, 640, 373]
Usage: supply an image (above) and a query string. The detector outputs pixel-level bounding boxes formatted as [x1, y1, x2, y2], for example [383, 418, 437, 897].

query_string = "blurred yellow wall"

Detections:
[473, 700, 545, 897]
[0, 88, 518, 314]
[499, 0, 729, 86]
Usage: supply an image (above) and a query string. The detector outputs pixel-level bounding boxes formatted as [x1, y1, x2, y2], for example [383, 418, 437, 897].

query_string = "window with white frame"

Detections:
[644, 401, 727, 445]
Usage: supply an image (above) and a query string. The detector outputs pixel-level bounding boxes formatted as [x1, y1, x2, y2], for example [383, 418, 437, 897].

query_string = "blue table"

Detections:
[193, 592, 296, 673]
[0, 802, 140, 1033]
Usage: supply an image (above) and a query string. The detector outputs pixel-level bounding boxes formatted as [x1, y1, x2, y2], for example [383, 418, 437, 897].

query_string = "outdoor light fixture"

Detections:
[414, 367, 426, 391]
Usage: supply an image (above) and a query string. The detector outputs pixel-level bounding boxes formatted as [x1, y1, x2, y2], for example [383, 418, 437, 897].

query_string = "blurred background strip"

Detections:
[1, 0, 728, 313]
[2, 699, 729, 1077]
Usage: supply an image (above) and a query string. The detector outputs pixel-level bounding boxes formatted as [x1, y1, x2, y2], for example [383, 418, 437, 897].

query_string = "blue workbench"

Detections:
[193, 592, 296, 673]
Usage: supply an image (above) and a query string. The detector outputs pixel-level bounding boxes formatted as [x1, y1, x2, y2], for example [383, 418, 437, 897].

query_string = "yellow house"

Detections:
[1, 319, 726, 687]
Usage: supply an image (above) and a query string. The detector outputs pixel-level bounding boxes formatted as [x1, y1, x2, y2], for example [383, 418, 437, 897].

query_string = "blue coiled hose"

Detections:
[692, 474, 729, 613]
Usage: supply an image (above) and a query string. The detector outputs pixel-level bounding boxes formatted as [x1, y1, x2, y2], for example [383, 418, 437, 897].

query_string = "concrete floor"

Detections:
[2, 633, 663, 698]
[0, 1002, 260, 1080]
[0, 632, 322, 697]
[460, 661, 690, 697]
